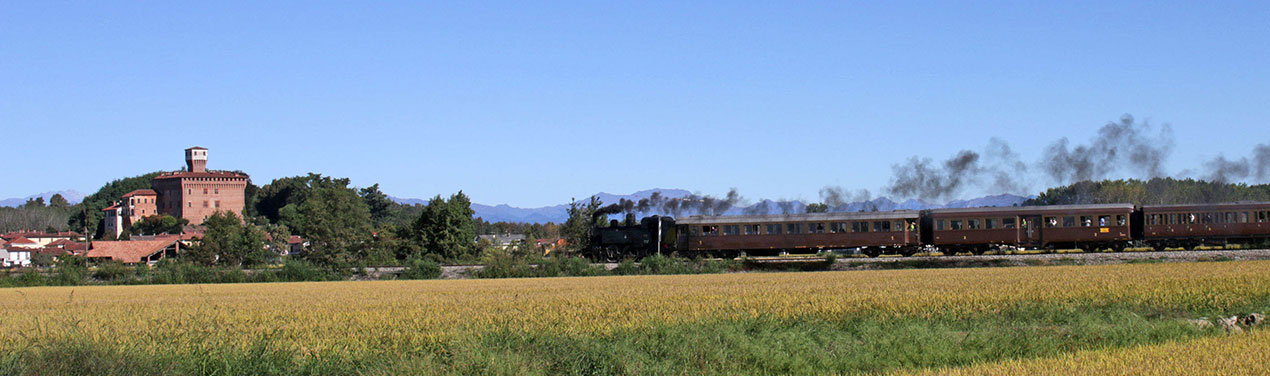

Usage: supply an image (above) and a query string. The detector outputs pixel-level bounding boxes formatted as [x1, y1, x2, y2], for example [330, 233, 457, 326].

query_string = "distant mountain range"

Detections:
[0, 190, 86, 207]
[392, 189, 1032, 223]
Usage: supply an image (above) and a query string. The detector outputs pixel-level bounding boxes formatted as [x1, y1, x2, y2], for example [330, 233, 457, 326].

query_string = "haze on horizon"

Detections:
[3, 2, 1268, 207]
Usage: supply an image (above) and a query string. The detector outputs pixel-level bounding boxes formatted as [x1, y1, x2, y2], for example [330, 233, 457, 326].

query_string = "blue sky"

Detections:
[3, 1, 1268, 207]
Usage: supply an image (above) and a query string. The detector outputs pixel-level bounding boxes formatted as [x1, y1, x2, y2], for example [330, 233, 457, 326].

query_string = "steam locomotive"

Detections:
[585, 202, 1270, 261]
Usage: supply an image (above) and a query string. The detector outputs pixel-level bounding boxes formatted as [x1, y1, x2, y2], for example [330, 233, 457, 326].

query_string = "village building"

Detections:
[2, 247, 32, 267]
[103, 147, 248, 238]
[0, 231, 83, 247]
[85, 238, 181, 264]
[477, 233, 527, 248]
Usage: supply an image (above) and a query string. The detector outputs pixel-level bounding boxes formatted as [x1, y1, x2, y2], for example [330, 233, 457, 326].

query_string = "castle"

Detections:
[102, 147, 248, 238]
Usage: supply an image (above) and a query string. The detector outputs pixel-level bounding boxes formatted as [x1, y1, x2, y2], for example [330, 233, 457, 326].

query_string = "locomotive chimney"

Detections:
[625, 213, 637, 226]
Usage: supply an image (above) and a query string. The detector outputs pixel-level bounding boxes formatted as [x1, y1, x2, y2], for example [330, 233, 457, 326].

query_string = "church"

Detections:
[102, 147, 248, 238]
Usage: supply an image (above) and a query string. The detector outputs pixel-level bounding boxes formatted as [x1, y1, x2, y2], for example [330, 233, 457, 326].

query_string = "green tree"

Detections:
[360, 184, 395, 226]
[49, 194, 70, 210]
[130, 214, 188, 235]
[299, 185, 374, 267]
[805, 202, 829, 213]
[197, 211, 269, 266]
[21, 197, 45, 209]
[560, 196, 603, 253]
[408, 192, 477, 262]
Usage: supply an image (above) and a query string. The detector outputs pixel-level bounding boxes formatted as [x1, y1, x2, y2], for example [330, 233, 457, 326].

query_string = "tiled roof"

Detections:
[122, 189, 158, 197]
[288, 236, 304, 244]
[35, 247, 68, 256]
[186, 146, 208, 150]
[153, 171, 247, 180]
[8, 236, 36, 244]
[2, 231, 81, 239]
[102, 203, 120, 211]
[86, 239, 179, 263]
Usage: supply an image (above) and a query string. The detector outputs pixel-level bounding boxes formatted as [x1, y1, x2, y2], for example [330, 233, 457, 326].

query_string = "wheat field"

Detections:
[3, 261, 1268, 374]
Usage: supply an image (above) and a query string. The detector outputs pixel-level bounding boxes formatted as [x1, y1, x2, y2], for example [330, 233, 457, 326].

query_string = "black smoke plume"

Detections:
[819, 186, 873, 212]
[887, 150, 984, 201]
[1203, 144, 1270, 183]
[1041, 114, 1173, 183]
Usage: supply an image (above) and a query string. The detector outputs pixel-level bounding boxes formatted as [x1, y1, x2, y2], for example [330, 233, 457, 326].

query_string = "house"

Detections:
[6, 236, 39, 249]
[46, 239, 88, 256]
[287, 236, 306, 256]
[85, 239, 181, 264]
[477, 234, 527, 248]
[2, 246, 32, 267]
[1, 231, 83, 247]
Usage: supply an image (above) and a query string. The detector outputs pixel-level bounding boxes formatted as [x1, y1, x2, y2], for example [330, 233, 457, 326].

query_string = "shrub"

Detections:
[92, 262, 136, 283]
[400, 258, 442, 280]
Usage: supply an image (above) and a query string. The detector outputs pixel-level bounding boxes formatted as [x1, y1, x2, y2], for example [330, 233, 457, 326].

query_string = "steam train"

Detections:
[585, 202, 1270, 261]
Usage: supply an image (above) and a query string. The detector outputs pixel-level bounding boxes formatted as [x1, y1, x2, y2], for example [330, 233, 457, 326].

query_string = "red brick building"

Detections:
[104, 147, 248, 238]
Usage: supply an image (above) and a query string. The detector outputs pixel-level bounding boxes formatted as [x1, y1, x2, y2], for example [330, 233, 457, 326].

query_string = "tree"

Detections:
[130, 214, 188, 235]
[805, 202, 829, 213]
[21, 197, 45, 209]
[196, 211, 268, 266]
[561, 196, 603, 253]
[408, 192, 477, 261]
[299, 185, 374, 267]
[360, 184, 395, 226]
[49, 194, 70, 210]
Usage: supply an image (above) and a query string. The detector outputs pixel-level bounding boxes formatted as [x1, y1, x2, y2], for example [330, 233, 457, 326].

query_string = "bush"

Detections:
[92, 262, 136, 283]
[400, 258, 442, 280]
[275, 259, 340, 282]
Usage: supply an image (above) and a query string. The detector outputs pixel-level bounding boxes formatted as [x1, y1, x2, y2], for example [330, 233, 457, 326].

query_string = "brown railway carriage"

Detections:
[675, 211, 921, 256]
[925, 204, 1135, 252]
[1141, 202, 1270, 250]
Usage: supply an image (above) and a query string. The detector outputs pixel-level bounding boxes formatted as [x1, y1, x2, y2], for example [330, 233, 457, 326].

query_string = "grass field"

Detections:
[3, 261, 1269, 375]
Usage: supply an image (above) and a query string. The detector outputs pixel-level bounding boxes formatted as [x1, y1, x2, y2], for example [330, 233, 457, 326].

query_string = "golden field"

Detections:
[909, 328, 1270, 375]
[3, 261, 1269, 359]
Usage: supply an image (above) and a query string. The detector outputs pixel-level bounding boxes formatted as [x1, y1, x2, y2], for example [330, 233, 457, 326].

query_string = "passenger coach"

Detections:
[675, 211, 921, 256]
[1141, 202, 1270, 250]
[925, 204, 1135, 253]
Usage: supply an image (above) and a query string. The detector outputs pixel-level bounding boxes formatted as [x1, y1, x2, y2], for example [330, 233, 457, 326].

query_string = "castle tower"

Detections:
[185, 146, 208, 172]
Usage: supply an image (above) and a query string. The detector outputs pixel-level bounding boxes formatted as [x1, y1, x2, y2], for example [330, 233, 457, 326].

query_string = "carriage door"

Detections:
[1020, 215, 1041, 246]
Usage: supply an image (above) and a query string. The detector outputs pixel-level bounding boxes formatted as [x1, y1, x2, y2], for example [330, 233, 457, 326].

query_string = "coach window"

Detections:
[1078, 216, 1091, 227]
[1225, 212, 1235, 223]
[786, 223, 803, 234]
[1239, 212, 1249, 223]
[1259, 211, 1267, 223]
[1043, 217, 1056, 227]
[1201, 213, 1213, 224]
[950, 220, 963, 230]
[936, 220, 945, 231]
[809, 223, 825, 234]
[1097, 216, 1110, 226]
[744, 224, 759, 235]
[1061, 216, 1075, 227]
[1003, 218, 1016, 229]
[703, 226, 717, 236]
[723, 225, 740, 236]
[829, 222, 845, 233]
[873, 221, 890, 232]
[766, 224, 782, 234]
[895, 221, 906, 231]
[967, 219, 980, 230]
[985, 218, 997, 229]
